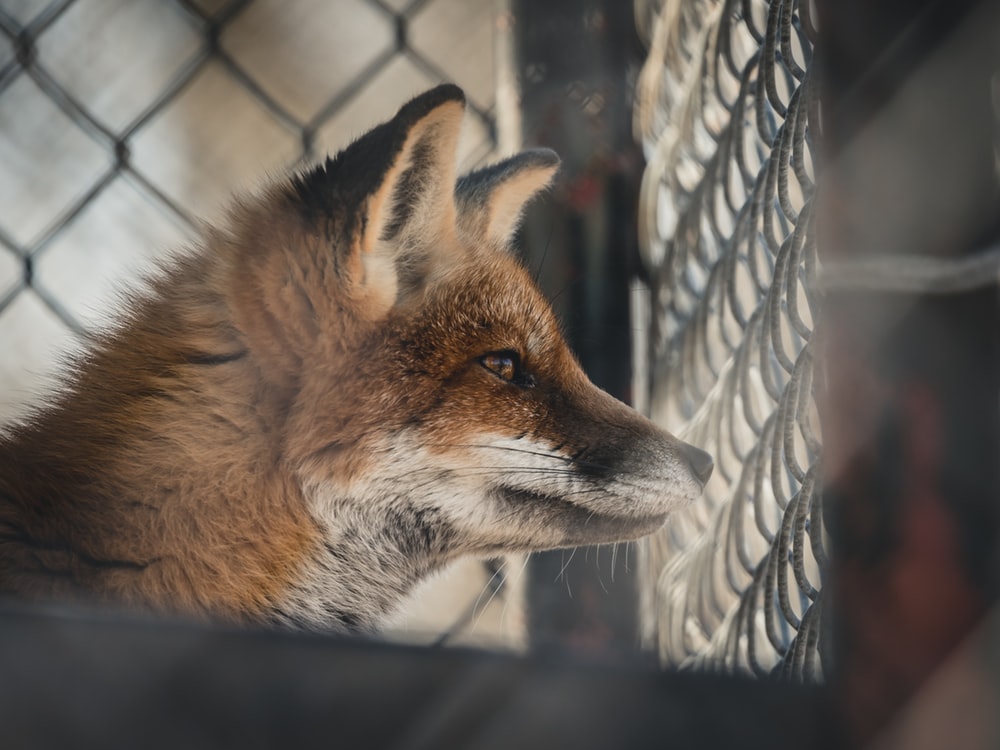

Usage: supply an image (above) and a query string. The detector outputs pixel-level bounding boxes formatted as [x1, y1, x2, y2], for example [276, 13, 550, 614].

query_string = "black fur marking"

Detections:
[404, 413, 425, 428]
[129, 387, 182, 404]
[548, 442, 618, 480]
[125, 500, 159, 512]
[0, 521, 155, 573]
[267, 604, 362, 634]
[308, 441, 347, 464]
[381, 137, 434, 242]
[289, 84, 465, 230]
[323, 540, 349, 563]
[182, 349, 248, 366]
[570, 444, 623, 480]
[322, 604, 362, 631]
[455, 148, 559, 208]
[382, 504, 453, 558]
[70, 551, 155, 571]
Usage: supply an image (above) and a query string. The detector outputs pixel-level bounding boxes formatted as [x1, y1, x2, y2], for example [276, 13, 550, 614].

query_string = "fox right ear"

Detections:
[455, 149, 560, 249]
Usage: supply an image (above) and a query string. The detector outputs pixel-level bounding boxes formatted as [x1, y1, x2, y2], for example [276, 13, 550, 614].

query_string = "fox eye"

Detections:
[479, 350, 533, 387]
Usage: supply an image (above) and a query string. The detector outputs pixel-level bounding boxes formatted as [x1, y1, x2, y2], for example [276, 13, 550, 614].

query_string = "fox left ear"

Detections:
[354, 86, 466, 314]
[290, 85, 466, 318]
[455, 149, 560, 248]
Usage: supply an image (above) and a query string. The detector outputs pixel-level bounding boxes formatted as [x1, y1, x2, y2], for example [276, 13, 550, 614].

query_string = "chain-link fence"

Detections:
[633, 0, 824, 678]
[0, 0, 524, 648]
[2, 0, 828, 667]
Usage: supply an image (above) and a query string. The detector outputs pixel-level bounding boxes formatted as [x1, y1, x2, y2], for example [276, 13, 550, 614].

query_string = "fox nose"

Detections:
[680, 443, 714, 487]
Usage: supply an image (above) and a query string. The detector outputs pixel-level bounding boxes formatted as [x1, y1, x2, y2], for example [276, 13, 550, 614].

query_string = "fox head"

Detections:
[216, 85, 713, 623]
[0, 85, 711, 632]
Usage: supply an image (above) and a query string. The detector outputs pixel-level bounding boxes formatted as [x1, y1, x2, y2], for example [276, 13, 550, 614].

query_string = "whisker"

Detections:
[471, 561, 508, 630]
[361, 440, 618, 477]
[420, 442, 615, 475]
[557, 547, 577, 584]
[382, 463, 642, 490]
[535, 276, 579, 337]
[531, 223, 555, 284]
[499, 553, 532, 634]
[561, 549, 574, 598]
[595, 544, 610, 595]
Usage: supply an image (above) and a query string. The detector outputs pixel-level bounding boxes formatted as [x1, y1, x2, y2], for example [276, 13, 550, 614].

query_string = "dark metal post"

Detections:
[509, 0, 646, 656]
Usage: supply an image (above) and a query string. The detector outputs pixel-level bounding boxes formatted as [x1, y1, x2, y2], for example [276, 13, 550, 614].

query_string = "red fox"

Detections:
[0, 85, 712, 633]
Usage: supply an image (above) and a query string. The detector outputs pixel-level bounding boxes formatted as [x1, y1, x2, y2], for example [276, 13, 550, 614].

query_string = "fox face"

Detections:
[0, 85, 711, 632]
[296, 256, 707, 552]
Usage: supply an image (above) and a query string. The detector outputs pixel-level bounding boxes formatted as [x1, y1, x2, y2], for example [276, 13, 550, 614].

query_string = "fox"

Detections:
[0, 85, 712, 634]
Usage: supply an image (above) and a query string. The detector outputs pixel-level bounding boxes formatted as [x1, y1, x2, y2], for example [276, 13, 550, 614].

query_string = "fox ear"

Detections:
[355, 86, 465, 314]
[291, 85, 466, 317]
[361, 87, 464, 250]
[455, 149, 560, 248]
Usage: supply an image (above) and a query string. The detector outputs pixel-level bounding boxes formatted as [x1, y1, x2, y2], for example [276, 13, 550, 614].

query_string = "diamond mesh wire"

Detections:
[633, 0, 825, 678]
[0, 0, 498, 334]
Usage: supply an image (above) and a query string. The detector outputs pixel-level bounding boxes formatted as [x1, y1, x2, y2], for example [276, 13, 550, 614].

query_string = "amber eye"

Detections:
[479, 350, 533, 387]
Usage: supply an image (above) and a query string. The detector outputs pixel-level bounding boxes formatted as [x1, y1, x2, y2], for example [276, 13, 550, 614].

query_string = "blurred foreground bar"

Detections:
[0, 602, 825, 749]
[816, 0, 1000, 743]
[511, 0, 646, 658]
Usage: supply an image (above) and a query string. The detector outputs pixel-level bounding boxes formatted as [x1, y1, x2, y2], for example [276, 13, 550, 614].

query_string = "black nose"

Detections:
[681, 443, 714, 486]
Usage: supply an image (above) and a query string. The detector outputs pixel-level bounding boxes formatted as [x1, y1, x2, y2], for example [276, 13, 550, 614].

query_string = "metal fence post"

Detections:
[509, 0, 647, 656]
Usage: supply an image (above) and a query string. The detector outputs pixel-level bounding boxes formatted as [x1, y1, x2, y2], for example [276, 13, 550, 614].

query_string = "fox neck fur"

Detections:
[0, 85, 712, 632]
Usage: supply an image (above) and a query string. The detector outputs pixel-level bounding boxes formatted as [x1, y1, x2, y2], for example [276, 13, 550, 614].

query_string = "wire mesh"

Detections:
[0, 0, 520, 648]
[633, 0, 824, 678]
[0, 0, 498, 333]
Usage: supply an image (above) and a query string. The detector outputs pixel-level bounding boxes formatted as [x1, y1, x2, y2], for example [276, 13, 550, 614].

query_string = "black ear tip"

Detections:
[399, 84, 466, 119]
[426, 82, 466, 105]
[521, 148, 561, 169]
